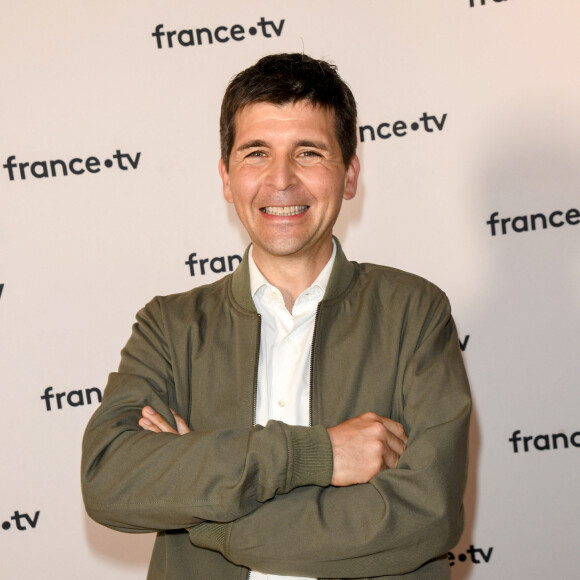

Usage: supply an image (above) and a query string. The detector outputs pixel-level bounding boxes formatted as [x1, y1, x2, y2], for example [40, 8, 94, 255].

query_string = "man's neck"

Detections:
[252, 242, 333, 312]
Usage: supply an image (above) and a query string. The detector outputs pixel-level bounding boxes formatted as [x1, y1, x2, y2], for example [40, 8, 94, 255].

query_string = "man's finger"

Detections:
[170, 409, 191, 435]
[140, 406, 179, 434]
[378, 416, 408, 445]
[139, 417, 161, 433]
[382, 433, 406, 469]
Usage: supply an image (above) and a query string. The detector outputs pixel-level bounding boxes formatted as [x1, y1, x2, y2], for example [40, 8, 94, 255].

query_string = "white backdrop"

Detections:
[2, 1, 579, 578]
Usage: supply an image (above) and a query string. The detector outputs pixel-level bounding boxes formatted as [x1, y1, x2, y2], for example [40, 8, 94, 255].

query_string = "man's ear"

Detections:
[343, 155, 360, 200]
[218, 158, 233, 203]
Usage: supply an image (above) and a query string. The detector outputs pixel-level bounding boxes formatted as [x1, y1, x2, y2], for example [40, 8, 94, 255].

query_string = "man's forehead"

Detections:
[232, 100, 335, 135]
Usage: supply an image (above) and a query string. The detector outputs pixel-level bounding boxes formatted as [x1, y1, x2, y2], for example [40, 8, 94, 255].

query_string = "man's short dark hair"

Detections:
[220, 53, 358, 169]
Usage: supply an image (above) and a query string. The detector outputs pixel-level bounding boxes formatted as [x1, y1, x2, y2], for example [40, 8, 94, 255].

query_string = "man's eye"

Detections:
[300, 150, 320, 157]
[247, 151, 266, 158]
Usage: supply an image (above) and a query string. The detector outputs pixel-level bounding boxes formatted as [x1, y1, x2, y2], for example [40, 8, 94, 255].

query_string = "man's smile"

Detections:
[260, 205, 309, 216]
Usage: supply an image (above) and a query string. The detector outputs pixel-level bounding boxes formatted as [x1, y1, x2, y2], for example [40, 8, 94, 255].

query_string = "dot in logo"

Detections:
[411, 122, 420, 131]
[104, 159, 113, 168]
[248, 27, 257, 35]
[458, 554, 467, 562]
[2, 521, 10, 530]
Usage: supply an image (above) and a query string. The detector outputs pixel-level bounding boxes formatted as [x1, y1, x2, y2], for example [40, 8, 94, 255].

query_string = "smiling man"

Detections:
[82, 53, 471, 580]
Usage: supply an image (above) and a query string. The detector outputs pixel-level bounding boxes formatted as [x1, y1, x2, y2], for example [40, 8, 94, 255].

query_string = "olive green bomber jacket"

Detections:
[81, 239, 471, 579]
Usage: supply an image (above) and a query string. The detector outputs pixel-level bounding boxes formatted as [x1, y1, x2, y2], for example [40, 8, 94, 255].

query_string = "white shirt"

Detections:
[248, 242, 336, 580]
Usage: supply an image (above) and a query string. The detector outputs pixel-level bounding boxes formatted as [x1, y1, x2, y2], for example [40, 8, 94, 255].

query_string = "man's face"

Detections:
[219, 100, 359, 266]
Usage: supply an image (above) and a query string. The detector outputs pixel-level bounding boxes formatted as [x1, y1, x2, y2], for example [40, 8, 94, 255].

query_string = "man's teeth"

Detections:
[261, 205, 308, 216]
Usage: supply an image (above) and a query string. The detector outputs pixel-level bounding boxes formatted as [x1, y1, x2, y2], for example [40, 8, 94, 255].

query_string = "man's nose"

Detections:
[266, 156, 297, 191]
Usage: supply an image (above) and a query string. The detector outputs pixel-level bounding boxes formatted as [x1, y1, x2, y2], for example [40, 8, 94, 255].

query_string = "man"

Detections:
[82, 53, 471, 579]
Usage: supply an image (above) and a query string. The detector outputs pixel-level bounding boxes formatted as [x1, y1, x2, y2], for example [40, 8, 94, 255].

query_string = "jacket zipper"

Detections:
[252, 313, 262, 428]
[311, 304, 322, 580]
[309, 303, 322, 427]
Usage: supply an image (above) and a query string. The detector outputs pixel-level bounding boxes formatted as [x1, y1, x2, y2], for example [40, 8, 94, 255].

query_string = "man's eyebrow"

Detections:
[236, 140, 268, 152]
[296, 140, 329, 151]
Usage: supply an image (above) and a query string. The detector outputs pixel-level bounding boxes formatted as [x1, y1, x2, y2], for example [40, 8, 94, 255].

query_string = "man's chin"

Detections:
[251, 236, 331, 261]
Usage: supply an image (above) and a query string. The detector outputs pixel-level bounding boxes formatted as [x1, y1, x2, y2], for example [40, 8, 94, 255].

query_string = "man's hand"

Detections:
[327, 412, 408, 487]
[139, 406, 191, 434]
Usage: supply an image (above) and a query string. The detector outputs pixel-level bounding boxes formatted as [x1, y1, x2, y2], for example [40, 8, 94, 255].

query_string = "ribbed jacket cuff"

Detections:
[287, 424, 333, 489]
[189, 521, 230, 553]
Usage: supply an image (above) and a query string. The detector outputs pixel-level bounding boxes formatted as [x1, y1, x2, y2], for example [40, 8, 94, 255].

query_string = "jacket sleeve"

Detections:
[81, 297, 333, 532]
[188, 294, 471, 578]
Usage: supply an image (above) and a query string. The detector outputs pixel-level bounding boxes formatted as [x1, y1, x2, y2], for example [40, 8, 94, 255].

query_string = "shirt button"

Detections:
[278, 400, 287, 408]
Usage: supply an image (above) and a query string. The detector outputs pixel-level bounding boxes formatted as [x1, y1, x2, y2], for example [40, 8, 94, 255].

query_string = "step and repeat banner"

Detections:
[2, 1, 578, 578]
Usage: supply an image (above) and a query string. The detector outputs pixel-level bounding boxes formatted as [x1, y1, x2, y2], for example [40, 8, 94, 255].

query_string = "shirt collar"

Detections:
[249, 240, 337, 299]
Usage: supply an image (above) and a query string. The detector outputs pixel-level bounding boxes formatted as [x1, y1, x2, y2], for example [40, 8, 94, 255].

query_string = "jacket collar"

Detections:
[231, 236, 356, 313]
